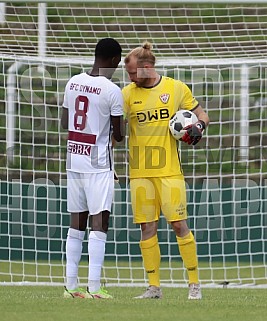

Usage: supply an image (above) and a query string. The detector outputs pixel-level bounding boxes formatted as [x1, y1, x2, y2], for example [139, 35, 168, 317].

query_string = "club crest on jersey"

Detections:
[159, 93, 170, 104]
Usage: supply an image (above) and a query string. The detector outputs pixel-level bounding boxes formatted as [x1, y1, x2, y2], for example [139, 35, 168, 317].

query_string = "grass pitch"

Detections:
[0, 286, 266, 321]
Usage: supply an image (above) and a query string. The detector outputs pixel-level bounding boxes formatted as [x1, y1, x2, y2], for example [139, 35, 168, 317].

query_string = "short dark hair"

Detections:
[95, 38, 122, 59]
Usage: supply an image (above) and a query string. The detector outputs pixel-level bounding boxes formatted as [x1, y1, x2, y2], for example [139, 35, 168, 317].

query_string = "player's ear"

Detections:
[111, 55, 121, 68]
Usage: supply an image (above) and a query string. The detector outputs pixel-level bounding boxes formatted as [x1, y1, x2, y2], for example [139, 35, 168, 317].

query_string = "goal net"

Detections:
[0, 1, 266, 288]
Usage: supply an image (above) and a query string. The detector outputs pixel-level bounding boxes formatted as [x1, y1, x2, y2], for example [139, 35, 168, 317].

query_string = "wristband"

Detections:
[196, 120, 206, 130]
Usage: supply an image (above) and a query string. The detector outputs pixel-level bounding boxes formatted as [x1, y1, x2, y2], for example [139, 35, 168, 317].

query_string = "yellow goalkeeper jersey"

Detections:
[122, 76, 199, 179]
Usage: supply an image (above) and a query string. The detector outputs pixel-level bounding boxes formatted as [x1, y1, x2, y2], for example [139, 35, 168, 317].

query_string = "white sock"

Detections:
[66, 228, 85, 290]
[88, 230, 107, 293]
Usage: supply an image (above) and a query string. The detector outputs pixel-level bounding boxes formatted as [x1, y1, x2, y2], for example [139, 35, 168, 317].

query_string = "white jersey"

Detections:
[63, 72, 123, 173]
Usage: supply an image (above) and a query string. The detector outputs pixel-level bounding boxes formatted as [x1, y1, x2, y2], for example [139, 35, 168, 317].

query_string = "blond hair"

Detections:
[124, 41, 156, 66]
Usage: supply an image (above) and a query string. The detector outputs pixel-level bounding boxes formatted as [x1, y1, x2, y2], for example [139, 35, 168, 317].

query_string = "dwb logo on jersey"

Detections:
[137, 108, 169, 123]
[159, 93, 170, 104]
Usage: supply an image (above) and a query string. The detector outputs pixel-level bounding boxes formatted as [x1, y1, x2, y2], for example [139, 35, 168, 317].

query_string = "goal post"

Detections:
[0, 1, 266, 288]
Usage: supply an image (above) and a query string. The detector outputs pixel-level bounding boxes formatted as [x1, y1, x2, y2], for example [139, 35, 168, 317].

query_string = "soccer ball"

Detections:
[169, 110, 198, 140]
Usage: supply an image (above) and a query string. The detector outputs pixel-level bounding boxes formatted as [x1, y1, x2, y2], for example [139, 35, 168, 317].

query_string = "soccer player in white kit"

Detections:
[61, 38, 124, 299]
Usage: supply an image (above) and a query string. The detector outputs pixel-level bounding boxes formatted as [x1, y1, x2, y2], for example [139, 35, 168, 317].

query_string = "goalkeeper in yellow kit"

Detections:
[122, 42, 209, 299]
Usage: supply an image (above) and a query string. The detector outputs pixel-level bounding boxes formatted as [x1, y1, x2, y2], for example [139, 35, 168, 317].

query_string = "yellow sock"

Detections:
[177, 231, 199, 284]
[140, 235, 161, 287]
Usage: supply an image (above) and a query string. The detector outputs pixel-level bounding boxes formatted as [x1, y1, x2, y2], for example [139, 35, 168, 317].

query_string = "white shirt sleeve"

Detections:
[62, 80, 71, 109]
[109, 85, 123, 116]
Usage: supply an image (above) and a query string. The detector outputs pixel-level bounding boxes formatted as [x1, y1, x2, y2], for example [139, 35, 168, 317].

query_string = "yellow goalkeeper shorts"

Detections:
[130, 175, 188, 224]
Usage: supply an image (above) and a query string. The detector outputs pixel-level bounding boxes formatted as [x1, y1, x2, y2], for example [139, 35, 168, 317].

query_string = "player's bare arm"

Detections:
[61, 107, 68, 130]
[192, 104, 210, 127]
[111, 115, 124, 142]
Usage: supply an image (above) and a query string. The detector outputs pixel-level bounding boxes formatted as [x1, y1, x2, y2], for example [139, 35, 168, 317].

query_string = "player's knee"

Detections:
[101, 219, 109, 233]
[140, 221, 158, 240]
[70, 211, 89, 231]
[90, 211, 110, 233]
[171, 220, 189, 237]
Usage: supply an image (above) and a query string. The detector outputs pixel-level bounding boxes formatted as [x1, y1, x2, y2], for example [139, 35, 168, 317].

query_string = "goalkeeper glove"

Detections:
[180, 120, 206, 145]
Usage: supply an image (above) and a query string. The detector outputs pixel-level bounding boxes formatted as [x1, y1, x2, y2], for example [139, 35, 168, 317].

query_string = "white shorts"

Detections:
[67, 170, 114, 214]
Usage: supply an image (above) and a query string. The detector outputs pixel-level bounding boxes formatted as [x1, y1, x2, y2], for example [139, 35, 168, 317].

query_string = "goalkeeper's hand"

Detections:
[180, 120, 205, 145]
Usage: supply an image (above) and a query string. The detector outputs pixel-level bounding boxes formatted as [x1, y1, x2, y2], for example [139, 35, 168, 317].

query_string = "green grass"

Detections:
[0, 286, 266, 321]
